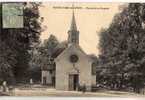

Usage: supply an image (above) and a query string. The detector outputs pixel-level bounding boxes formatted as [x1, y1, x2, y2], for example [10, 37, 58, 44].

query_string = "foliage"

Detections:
[0, 40, 16, 84]
[99, 3, 145, 93]
[0, 2, 42, 83]
[29, 35, 67, 82]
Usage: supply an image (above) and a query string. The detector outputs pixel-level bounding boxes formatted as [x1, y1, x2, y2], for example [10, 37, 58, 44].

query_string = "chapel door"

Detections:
[69, 74, 79, 91]
[43, 77, 47, 85]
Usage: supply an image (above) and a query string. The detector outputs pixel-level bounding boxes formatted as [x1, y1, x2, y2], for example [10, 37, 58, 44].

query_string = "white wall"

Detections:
[41, 71, 52, 85]
[55, 45, 94, 91]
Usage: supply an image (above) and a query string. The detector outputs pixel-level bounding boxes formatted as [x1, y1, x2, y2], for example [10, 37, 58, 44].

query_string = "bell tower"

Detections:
[68, 11, 79, 46]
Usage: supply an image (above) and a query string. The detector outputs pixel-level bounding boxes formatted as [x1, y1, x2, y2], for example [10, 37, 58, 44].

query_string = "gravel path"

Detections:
[0, 84, 145, 97]
[10, 88, 145, 97]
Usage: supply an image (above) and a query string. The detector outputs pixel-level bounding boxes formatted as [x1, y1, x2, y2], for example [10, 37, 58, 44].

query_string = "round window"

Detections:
[70, 54, 79, 63]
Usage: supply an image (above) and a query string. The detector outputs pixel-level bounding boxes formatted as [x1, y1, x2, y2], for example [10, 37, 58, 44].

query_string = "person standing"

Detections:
[2, 81, 7, 92]
[82, 84, 86, 93]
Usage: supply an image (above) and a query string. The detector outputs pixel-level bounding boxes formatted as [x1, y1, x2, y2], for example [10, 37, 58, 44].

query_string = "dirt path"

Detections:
[9, 88, 145, 97]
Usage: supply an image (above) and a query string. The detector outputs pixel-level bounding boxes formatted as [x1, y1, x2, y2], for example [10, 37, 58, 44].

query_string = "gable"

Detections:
[55, 44, 92, 63]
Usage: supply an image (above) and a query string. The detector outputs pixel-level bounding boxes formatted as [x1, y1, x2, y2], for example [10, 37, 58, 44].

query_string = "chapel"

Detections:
[41, 11, 96, 91]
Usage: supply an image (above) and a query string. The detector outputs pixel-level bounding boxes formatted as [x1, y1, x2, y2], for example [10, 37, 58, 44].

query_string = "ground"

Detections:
[0, 84, 145, 97]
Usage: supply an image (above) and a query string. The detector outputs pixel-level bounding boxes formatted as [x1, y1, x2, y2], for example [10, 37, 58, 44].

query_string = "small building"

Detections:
[41, 57, 55, 86]
[41, 11, 96, 91]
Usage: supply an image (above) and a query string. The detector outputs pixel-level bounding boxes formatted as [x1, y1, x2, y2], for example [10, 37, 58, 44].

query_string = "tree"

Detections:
[41, 34, 59, 57]
[0, 2, 42, 83]
[99, 3, 145, 93]
[0, 40, 16, 84]
[29, 35, 68, 82]
[29, 35, 58, 81]
[0, 3, 16, 84]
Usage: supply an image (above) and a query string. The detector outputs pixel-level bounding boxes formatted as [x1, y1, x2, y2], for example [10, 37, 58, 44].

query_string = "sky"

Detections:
[39, 2, 122, 56]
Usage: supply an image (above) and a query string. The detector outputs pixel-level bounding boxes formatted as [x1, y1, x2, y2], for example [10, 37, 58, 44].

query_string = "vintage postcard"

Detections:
[0, 1, 145, 98]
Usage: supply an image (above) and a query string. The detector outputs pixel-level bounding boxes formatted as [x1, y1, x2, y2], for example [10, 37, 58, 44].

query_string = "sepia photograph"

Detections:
[0, 1, 145, 98]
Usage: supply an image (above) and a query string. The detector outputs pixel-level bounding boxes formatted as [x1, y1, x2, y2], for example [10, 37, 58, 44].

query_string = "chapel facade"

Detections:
[41, 11, 96, 91]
